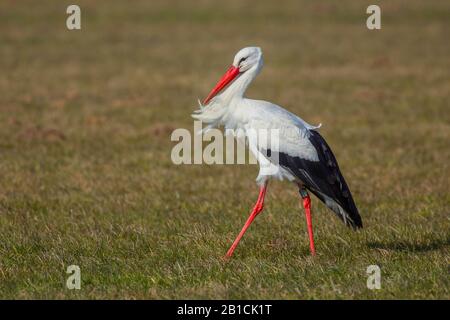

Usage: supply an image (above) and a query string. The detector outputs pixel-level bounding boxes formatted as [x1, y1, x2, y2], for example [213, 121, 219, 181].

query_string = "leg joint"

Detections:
[299, 187, 309, 199]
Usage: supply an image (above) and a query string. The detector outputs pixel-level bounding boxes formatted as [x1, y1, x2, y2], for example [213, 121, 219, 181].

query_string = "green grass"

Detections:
[0, 0, 449, 299]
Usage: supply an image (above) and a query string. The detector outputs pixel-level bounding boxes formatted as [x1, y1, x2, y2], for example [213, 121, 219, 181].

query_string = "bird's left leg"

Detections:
[225, 181, 268, 258]
[299, 186, 316, 255]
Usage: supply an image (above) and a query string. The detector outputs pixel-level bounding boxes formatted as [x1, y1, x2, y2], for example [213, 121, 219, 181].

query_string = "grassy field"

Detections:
[0, 0, 449, 299]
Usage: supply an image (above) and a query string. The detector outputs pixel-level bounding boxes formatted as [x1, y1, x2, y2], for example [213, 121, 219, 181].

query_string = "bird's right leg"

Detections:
[299, 186, 316, 255]
[225, 182, 268, 258]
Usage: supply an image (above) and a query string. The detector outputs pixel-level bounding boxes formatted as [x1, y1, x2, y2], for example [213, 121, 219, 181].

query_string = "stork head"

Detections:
[203, 47, 263, 105]
[232, 46, 263, 73]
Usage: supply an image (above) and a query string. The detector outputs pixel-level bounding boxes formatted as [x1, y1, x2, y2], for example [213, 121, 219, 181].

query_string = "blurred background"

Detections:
[0, 0, 448, 299]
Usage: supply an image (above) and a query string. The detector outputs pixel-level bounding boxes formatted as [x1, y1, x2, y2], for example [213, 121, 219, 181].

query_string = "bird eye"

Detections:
[238, 57, 247, 65]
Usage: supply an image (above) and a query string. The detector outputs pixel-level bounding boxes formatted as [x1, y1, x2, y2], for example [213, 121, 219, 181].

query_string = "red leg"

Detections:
[300, 188, 316, 255]
[225, 182, 268, 258]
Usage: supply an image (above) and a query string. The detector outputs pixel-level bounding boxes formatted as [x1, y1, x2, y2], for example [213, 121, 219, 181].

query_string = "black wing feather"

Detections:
[268, 130, 362, 229]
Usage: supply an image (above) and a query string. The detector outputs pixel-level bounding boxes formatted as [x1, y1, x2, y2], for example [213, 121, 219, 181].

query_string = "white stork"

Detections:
[192, 47, 362, 258]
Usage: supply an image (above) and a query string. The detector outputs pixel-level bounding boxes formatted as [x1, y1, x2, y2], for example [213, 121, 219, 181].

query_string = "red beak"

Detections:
[203, 66, 240, 105]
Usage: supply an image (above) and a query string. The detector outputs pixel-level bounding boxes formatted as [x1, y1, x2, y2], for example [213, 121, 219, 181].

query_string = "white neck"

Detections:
[192, 61, 263, 128]
[218, 64, 261, 104]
